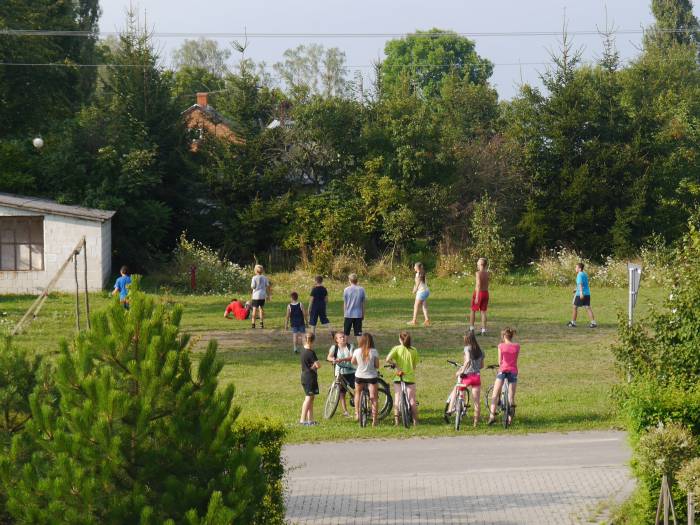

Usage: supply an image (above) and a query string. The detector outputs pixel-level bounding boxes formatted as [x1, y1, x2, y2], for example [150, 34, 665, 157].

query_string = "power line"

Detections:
[0, 28, 696, 39]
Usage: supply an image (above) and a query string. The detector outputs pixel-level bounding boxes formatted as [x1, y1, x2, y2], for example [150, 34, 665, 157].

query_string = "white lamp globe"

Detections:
[32, 137, 44, 149]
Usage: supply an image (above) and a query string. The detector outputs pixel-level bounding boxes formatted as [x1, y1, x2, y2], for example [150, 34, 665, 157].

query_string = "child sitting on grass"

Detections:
[285, 291, 307, 354]
[300, 333, 320, 426]
[223, 298, 250, 320]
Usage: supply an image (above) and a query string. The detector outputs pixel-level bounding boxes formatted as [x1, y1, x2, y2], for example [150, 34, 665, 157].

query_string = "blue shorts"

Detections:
[291, 325, 306, 334]
[496, 371, 518, 383]
[416, 290, 430, 301]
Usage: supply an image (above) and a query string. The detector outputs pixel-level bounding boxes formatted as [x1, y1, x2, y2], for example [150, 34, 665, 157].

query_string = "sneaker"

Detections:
[307, 421, 318, 426]
[293, 348, 299, 354]
[260, 321, 264, 329]
[251, 323, 256, 329]
[480, 328, 487, 336]
[468, 326, 475, 332]
[589, 321, 597, 328]
[566, 321, 576, 328]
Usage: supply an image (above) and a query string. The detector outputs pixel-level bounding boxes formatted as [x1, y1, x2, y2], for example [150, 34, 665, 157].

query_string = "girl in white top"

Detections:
[326, 332, 356, 417]
[408, 262, 431, 326]
[351, 333, 380, 426]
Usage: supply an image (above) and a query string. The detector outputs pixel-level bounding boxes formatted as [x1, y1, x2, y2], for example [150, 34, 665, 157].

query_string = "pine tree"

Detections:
[0, 278, 268, 524]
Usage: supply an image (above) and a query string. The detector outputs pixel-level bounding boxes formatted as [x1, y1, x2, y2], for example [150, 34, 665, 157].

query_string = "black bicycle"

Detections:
[324, 364, 393, 421]
[444, 360, 473, 431]
[384, 364, 412, 428]
[485, 364, 514, 429]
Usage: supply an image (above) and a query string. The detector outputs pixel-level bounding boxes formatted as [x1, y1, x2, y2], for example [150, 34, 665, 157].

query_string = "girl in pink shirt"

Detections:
[488, 327, 520, 426]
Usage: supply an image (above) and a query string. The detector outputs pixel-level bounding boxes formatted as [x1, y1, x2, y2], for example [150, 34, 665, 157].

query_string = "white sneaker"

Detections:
[567, 321, 576, 328]
[480, 328, 487, 336]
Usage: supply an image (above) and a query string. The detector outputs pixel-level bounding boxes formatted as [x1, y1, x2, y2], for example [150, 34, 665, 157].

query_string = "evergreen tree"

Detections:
[645, 0, 700, 48]
[0, 280, 268, 524]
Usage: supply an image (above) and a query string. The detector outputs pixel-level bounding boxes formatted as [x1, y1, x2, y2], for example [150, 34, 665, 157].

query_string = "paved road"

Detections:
[284, 430, 633, 524]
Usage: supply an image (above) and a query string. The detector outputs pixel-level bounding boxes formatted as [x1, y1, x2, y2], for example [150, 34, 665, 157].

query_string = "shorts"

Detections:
[573, 295, 591, 307]
[416, 290, 430, 301]
[340, 373, 355, 392]
[291, 325, 306, 334]
[309, 307, 330, 326]
[471, 291, 489, 312]
[355, 376, 378, 385]
[251, 299, 266, 308]
[496, 371, 518, 383]
[460, 373, 481, 387]
[301, 373, 319, 396]
[343, 317, 363, 336]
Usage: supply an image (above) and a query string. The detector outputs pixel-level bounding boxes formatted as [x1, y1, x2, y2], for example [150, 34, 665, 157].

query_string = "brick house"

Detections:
[0, 193, 115, 293]
[181, 92, 245, 151]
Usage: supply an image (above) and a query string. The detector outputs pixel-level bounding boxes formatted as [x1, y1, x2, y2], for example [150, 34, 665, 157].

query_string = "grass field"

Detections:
[1, 273, 661, 443]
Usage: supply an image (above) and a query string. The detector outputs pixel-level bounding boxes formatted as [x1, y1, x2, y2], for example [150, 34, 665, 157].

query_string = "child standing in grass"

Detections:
[488, 327, 519, 426]
[469, 258, 490, 335]
[567, 262, 597, 328]
[445, 331, 484, 427]
[309, 275, 331, 335]
[326, 331, 355, 417]
[285, 291, 307, 354]
[408, 262, 430, 326]
[385, 331, 420, 426]
[343, 273, 366, 342]
[112, 265, 132, 309]
[250, 264, 271, 329]
[300, 333, 320, 425]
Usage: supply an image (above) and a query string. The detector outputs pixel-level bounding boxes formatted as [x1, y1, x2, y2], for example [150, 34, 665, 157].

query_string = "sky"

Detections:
[97, 0, 685, 100]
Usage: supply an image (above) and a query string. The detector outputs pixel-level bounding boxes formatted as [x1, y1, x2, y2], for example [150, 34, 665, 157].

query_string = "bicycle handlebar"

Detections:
[384, 363, 396, 369]
[447, 360, 459, 367]
[485, 364, 499, 370]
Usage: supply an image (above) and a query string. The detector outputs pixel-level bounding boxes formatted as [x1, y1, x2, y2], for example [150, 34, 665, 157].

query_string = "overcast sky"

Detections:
[98, 1, 690, 100]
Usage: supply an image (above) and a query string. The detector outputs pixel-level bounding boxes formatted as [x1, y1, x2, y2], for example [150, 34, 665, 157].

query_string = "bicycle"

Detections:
[384, 364, 412, 428]
[324, 364, 393, 420]
[484, 364, 514, 429]
[443, 360, 473, 431]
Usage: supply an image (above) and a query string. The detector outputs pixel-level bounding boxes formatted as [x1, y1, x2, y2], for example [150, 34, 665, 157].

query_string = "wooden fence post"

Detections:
[655, 474, 678, 525]
[73, 253, 80, 332]
[689, 492, 696, 525]
[82, 238, 91, 329]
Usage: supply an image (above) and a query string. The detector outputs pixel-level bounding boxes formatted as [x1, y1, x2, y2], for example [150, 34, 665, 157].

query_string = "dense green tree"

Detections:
[273, 44, 349, 98]
[0, 0, 100, 139]
[0, 282, 268, 523]
[645, 0, 700, 47]
[380, 29, 493, 99]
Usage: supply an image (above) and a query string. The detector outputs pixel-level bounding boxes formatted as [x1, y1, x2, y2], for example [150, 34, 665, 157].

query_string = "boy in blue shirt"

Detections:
[112, 265, 132, 309]
[567, 262, 597, 328]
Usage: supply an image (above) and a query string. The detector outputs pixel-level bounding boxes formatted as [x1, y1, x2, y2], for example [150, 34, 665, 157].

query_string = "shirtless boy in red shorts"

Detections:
[469, 258, 489, 335]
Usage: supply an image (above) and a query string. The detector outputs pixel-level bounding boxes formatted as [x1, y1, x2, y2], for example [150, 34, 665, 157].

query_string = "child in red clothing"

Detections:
[224, 298, 250, 320]
[488, 327, 519, 426]
[469, 258, 490, 335]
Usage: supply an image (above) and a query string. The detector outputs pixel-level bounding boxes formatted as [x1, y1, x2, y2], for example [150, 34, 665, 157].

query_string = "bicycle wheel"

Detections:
[454, 395, 464, 431]
[502, 382, 510, 429]
[324, 382, 341, 420]
[485, 385, 495, 417]
[359, 389, 370, 428]
[400, 391, 411, 428]
[377, 378, 393, 420]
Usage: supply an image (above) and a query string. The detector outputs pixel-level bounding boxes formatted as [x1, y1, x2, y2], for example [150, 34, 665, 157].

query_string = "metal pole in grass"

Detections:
[627, 263, 642, 327]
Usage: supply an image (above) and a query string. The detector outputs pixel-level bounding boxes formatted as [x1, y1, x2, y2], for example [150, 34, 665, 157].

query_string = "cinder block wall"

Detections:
[0, 205, 110, 293]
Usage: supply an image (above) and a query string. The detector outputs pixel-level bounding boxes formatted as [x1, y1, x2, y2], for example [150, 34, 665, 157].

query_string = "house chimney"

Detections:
[196, 92, 208, 107]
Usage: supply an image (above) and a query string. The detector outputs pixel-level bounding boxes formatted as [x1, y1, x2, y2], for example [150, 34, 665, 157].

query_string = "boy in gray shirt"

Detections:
[343, 273, 366, 340]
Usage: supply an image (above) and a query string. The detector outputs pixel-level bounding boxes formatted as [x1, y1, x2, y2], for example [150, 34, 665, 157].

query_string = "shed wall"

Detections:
[0, 205, 110, 293]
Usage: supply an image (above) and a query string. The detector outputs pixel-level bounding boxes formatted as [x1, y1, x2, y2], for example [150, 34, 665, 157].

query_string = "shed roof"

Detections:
[0, 193, 116, 222]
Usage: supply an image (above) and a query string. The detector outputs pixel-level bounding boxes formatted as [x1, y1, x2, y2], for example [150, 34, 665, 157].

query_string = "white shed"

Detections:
[0, 193, 115, 294]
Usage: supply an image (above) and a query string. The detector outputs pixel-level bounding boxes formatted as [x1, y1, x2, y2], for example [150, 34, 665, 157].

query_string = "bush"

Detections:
[617, 381, 700, 438]
[436, 251, 468, 277]
[678, 457, 700, 502]
[0, 279, 271, 523]
[533, 247, 588, 285]
[231, 417, 286, 525]
[306, 242, 368, 279]
[465, 193, 513, 274]
[172, 232, 247, 294]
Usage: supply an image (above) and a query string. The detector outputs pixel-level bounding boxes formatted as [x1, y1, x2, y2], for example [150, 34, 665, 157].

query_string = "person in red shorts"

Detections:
[469, 257, 490, 335]
[223, 298, 251, 321]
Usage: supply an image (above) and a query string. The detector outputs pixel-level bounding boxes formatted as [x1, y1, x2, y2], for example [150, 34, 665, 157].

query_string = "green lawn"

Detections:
[1, 274, 661, 443]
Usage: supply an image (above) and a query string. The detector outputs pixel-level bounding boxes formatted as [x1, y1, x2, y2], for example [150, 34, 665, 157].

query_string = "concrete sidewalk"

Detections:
[284, 430, 633, 524]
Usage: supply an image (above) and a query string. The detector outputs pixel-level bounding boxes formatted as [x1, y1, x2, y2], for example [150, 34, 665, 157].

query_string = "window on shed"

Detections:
[0, 216, 44, 271]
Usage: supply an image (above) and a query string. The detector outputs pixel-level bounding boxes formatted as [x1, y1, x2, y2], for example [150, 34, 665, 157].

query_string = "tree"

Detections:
[273, 44, 349, 97]
[0, 0, 100, 139]
[0, 281, 269, 523]
[645, 0, 700, 48]
[172, 38, 231, 77]
[380, 29, 493, 99]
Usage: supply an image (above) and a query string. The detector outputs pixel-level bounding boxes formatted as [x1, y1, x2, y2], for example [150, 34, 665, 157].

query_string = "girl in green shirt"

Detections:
[385, 331, 419, 426]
